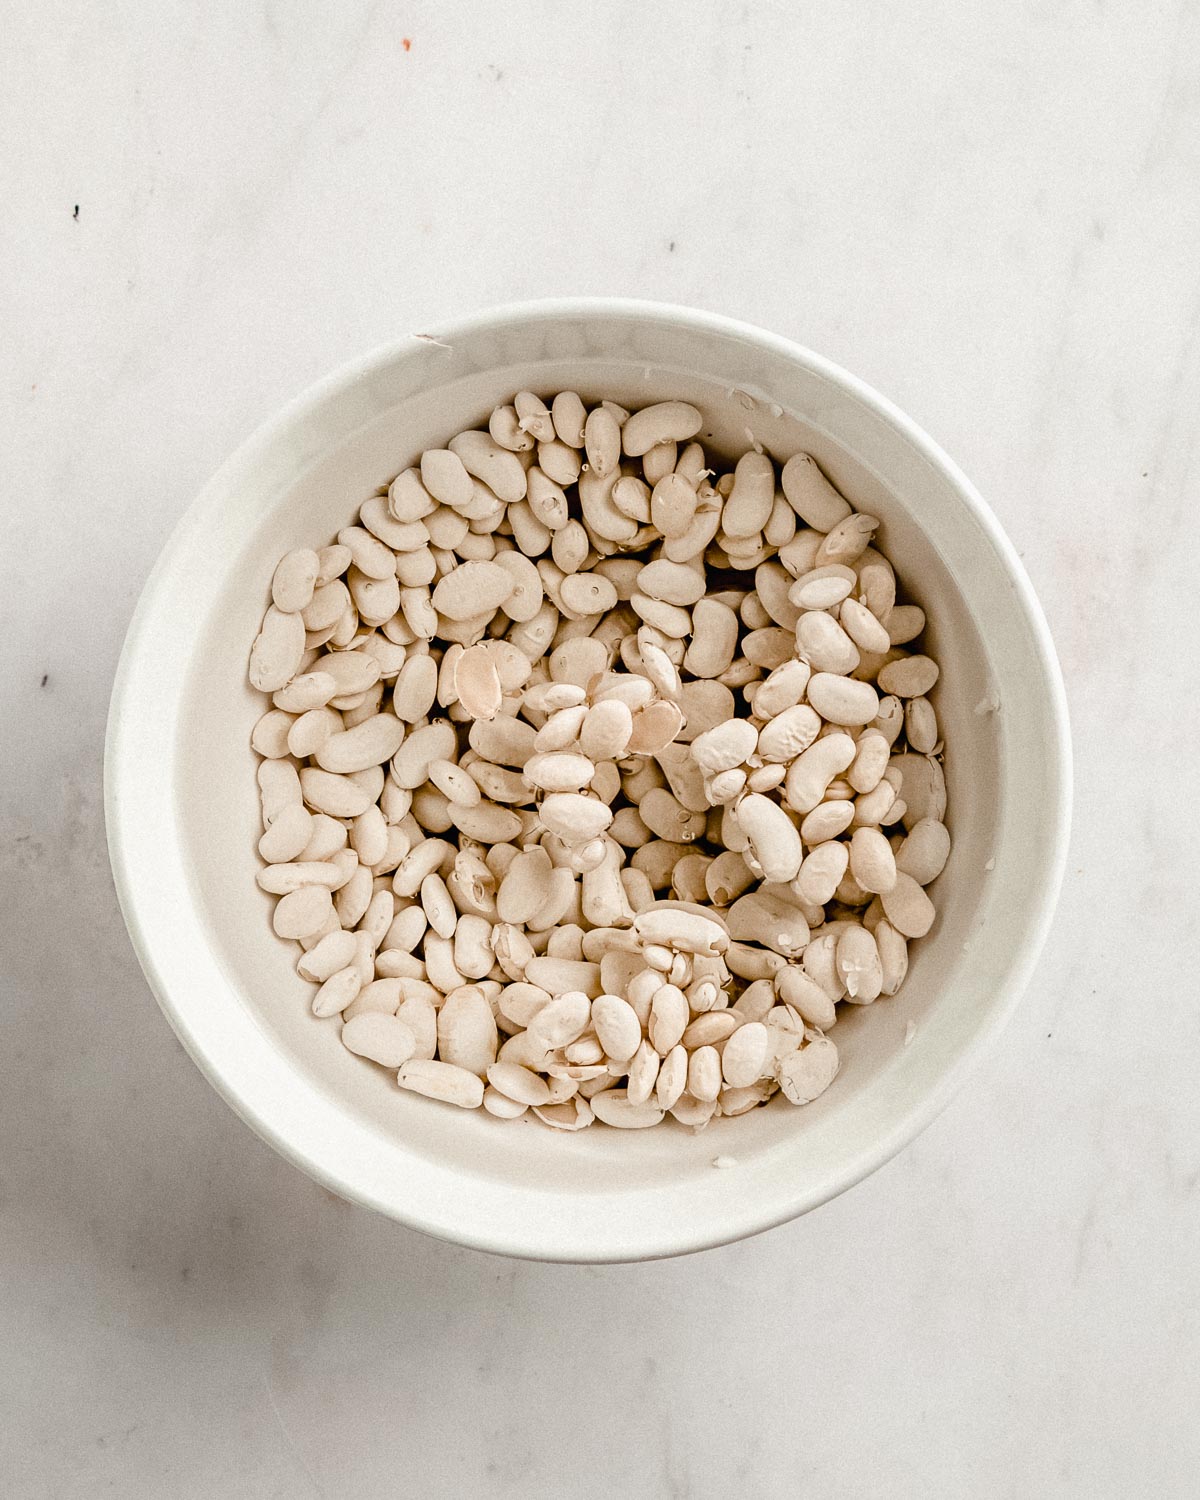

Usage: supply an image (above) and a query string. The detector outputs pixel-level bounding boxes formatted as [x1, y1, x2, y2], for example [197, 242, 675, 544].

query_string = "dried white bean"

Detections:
[896, 819, 951, 885]
[878, 654, 940, 698]
[258, 803, 315, 863]
[780, 454, 852, 531]
[849, 826, 898, 895]
[777, 1037, 840, 1104]
[397, 1059, 485, 1108]
[591, 994, 642, 1062]
[341, 1013, 417, 1067]
[880, 872, 937, 938]
[297, 929, 357, 983]
[249, 605, 306, 692]
[736, 794, 803, 883]
[437, 986, 499, 1076]
[621, 401, 703, 456]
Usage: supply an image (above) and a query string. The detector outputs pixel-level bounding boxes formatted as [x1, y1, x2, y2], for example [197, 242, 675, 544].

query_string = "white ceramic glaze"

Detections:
[105, 300, 1071, 1262]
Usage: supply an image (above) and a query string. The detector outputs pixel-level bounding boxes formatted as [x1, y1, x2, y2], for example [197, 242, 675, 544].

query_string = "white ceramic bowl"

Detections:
[106, 300, 1070, 1262]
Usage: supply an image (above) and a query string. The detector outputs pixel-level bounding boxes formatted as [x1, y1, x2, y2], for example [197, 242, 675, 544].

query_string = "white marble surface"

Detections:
[3, 1, 1198, 1494]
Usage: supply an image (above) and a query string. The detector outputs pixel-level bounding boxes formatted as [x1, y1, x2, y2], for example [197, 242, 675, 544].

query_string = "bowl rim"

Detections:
[105, 297, 1072, 1261]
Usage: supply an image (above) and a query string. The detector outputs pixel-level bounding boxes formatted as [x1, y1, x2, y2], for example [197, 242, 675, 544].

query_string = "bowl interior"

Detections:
[113, 304, 1067, 1258]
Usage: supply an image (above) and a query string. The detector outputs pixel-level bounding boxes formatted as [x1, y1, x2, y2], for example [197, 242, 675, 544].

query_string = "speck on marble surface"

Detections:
[2, 2, 1198, 1496]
